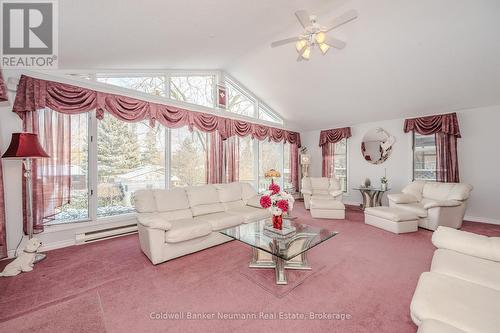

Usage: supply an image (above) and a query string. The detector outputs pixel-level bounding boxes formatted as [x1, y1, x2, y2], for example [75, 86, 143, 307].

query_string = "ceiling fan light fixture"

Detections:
[315, 31, 326, 44]
[319, 43, 330, 55]
[301, 46, 311, 60]
[295, 39, 307, 52]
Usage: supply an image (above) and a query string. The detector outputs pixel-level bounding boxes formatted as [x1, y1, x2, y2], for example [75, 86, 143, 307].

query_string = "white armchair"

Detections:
[388, 181, 473, 230]
[301, 177, 343, 210]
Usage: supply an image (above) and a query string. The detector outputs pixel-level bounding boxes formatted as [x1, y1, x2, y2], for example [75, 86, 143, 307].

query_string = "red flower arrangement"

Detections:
[269, 183, 280, 195]
[276, 199, 289, 213]
[260, 195, 272, 209]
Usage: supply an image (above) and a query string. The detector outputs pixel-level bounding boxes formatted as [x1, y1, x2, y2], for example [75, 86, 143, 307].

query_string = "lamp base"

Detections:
[33, 253, 47, 264]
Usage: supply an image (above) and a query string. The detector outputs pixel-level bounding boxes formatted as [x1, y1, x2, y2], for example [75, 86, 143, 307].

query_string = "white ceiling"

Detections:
[59, 0, 500, 130]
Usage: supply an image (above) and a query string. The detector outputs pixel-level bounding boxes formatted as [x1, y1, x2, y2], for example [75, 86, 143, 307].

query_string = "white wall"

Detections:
[301, 106, 500, 224]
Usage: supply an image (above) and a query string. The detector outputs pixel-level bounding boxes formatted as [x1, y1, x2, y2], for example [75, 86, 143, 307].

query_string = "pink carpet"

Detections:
[1, 203, 499, 333]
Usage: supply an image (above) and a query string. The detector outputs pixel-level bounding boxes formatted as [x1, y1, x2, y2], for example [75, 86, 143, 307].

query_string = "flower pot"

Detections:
[272, 215, 283, 230]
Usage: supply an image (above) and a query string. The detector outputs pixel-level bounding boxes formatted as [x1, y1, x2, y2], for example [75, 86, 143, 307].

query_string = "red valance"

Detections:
[319, 127, 352, 146]
[0, 69, 7, 102]
[404, 112, 461, 138]
[13, 75, 301, 147]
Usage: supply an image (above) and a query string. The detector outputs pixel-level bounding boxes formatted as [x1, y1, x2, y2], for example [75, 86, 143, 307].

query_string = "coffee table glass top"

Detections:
[219, 219, 338, 261]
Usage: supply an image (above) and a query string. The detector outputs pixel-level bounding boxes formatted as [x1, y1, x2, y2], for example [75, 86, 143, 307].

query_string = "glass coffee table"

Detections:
[220, 219, 338, 285]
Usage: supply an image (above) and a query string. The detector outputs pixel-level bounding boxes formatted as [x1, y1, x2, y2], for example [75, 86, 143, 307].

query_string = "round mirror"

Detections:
[361, 128, 395, 165]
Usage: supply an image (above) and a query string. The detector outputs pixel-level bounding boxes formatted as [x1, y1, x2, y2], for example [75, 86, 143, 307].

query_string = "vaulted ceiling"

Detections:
[59, 0, 500, 130]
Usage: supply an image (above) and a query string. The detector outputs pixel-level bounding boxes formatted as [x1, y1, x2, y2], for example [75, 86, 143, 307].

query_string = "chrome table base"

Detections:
[249, 248, 311, 285]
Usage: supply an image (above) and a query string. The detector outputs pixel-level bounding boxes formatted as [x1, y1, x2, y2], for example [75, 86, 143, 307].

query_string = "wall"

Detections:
[301, 106, 500, 224]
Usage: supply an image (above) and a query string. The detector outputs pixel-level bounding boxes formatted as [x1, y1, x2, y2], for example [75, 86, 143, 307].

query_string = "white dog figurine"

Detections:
[0, 238, 42, 277]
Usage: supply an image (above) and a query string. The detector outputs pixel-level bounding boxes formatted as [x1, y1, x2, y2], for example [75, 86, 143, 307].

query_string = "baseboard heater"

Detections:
[75, 224, 138, 244]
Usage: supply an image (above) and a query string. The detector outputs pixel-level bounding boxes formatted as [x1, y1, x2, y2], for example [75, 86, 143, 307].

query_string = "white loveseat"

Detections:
[411, 226, 500, 333]
[387, 181, 473, 230]
[301, 177, 343, 210]
[134, 182, 270, 264]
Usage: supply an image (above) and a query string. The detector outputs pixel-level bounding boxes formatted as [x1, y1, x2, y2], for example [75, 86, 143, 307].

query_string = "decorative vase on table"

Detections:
[259, 182, 294, 231]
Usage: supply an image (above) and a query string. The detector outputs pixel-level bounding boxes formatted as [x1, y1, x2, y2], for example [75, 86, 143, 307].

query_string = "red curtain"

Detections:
[206, 132, 224, 184]
[404, 113, 461, 182]
[319, 127, 351, 178]
[0, 138, 6, 258]
[224, 136, 239, 183]
[0, 68, 6, 257]
[22, 109, 71, 234]
[0, 69, 7, 102]
[290, 143, 299, 192]
[13, 75, 301, 147]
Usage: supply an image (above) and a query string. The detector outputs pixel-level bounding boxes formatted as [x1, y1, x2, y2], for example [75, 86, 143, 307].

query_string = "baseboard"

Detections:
[464, 215, 500, 225]
[4, 238, 76, 259]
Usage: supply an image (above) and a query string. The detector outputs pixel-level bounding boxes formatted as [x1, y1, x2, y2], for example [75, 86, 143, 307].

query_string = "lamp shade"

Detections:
[2, 133, 49, 159]
[264, 169, 281, 178]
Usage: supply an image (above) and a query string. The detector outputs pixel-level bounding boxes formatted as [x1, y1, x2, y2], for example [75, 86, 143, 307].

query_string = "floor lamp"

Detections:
[2, 133, 49, 263]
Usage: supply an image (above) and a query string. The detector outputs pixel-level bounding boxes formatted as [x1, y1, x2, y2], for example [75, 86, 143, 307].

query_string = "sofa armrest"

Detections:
[137, 215, 172, 231]
[432, 226, 500, 262]
[387, 193, 419, 204]
[246, 195, 262, 208]
[423, 200, 461, 209]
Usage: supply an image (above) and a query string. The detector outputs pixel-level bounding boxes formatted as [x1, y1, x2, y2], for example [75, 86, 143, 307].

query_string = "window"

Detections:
[258, 140, 284, 192]
[97, 114, 166, 217]
[170, 127, 208, 187]
[238, 136, 257, 187]
[226, 81, 256, 117]
[170, 75, 214, 107]
[413, 133, 437, 181]
[53, 113, 90, 223]
[96, 75, 166, 97]
[283, 143, 292, 191]
[259, 105, 283, 124]
[333, 139, 348, 192]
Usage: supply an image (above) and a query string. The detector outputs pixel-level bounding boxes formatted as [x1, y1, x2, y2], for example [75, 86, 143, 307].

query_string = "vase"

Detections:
[381, 183, 388, 191]
[272, 215, 283, 230]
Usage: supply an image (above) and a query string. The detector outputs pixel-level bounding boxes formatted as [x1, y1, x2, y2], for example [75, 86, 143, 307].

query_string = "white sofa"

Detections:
[387, 181, 473, 230]
[134, 182, 270, 264]
[301, 177, 343, 210]
[411, 226, 500, 333]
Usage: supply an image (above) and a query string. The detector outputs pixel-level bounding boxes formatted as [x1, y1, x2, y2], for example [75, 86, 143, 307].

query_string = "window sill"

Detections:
[44, 213, 137, 234]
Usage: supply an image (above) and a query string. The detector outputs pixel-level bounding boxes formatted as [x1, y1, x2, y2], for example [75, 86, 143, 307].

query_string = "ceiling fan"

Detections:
[271, 9, 358, 61]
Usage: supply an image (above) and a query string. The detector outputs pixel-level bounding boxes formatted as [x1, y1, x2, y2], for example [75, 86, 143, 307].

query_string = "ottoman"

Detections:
[364, 207, 418, 234]
[310, 198, 345, 219]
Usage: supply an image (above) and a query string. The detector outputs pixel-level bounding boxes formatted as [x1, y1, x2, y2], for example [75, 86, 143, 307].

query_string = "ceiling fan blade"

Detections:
[326, 36, 346, 49]
[271, 36, 300, 48]
[325, 9, 358, 32]
[295, 10, 311, 28]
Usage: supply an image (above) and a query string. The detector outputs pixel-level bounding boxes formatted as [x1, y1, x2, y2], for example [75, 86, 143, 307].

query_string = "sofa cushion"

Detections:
[186, 185, 220, 207]
[134, 190, 157, 213]
[310, 198, 345, 210]
[154, 188, 190, 212]
[394, 202, 428, 218]
[410, 272, 500, 332]
[164, 219, 212, 243]
[157, 209, 193, 221]
[191, 203, 225, 217]
[421, 199, 461, 209]
[195, 212, 242, 231]
[431, 249, 500, 291]
[226, 206, 270, 223]
[241, 182, 258, 202]
[402, 181, 425, 201]
[245, 195, 262, 208]
[432, 226, 500, 262]
[310, 177, 330, 195]
[215, 182, 242, 203]
[417, 320, 466, 333]
[223, 200, 245, 210]
[422, 183, 472, 201]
